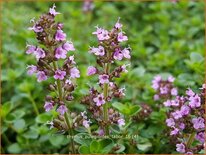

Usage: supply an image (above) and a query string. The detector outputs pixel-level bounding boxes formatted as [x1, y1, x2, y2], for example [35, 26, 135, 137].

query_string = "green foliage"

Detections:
[1, 0, 204, 154]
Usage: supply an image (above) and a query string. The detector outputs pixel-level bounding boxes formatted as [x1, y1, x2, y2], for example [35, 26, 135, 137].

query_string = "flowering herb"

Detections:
[152, 76, 205, 154]
[81, 18, 131, 135]
[26, 4, 79, 153]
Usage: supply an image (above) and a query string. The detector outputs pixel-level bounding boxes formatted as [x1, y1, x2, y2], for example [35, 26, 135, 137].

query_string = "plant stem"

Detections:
[103, 62, 110, 135]
[29, 93, 39, 116]
[186, 132, 196, 148]
[52, 62, 76, 153]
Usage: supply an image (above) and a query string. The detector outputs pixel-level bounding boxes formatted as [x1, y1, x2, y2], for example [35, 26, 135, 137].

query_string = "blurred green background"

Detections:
[1, 1, 205, 154]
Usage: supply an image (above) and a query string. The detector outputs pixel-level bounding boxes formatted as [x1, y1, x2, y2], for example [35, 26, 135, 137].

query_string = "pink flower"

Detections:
[117, 118, 125, 126]
[27, 65, 37, 75]
[70, 67, 80, 78]
[28, 25, 43, 33]
[171, 88, 178, 96]
[87, 66, 97, 76]
[122, 48, 131, 59]
[121, 64, 130, 73]
[55, 30, 66, 41]
[57, 105, 68, 115]
[34, 47, 45, 60]
[92, 27, 110, 41]
[192, 117, 205, 130]
[176, 143, 185, 153]
[180, 105, 190, 116]
[163, 100, 171, 107]
[55, 47, 67, 59]
[54, 69, 66, 80]
[89, 46, 105, 56]
[68, 55, 76, 64]
[117, 32, 128, 42]
[172, 110, 182, 120]
[93, 93, 105, 106]
[99, 74, 109, 84]
[26, 44, 36, 54]
[166, 118, 175, 127]
[170, 128, 179, 135]
[36, 71, 47, 82]
[189, 94, 201, 108]
[49, 4, 60, 16]
[44, 101, 54, 112]
[113, 49, 123, 60]
[186, 88, 195, 97]
[114, 18, 122, 29]
[167, 76, 175, 82]
[57, 23, 64, 29]
[62, 41, 75, 51]
[83, 120, 91, 128]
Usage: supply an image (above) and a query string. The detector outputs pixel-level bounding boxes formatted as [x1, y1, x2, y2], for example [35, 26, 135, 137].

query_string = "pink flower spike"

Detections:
[70, 67, 80, 78]
[35, 47, 45, 60]
[27, 65, 37, 75]
[49, 4, 60, 16]
[26, 44, 36, 54]
[93, 93, 105, 106]
[55, 30, 66, 41]
[87, 66, 97, 76]
[63, 41, 75, 51]
[99, 74, 109, 84]
[44, 101, 54, 112]
[36, 71, 47, 82]
[57, 105, 68, 115]
[55, 47, 67, 59]
[54, 69, 66, 80]
[117, 32, 128, 42]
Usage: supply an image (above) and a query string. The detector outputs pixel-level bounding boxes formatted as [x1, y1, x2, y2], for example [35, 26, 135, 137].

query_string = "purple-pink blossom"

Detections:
[172, 110, 182, 120]
[54, 69, 66, 80]
[166, 118, 175, 127]
[167, 76, 175, 82]
[27, 65, 37, 75]
[35, 47, 45, 60]
[55, 30, 66, 41]
[55, 47, 67, 59]
[92, 27, 110, 41]
[122, 48, 131, 59]
[189, 94, 201, 108]
[170, 128, 179, 135]
[26, 44, 36, 54]
[192, 117, 205, 130]
[99, 74, 109, 84]
[186, 88, 195, 97]
[57, 105, 68, 115]
[70, 67, 80, 78]
[117, 32, 128, 42]
[87, 66, 97, 76]
[89, 46, 105, 56]
[83, 120, 91, 128]
[44, 101, 54, 112]
[114, 18, 122, 29]
[93, 93, 105, 106]
[196, 132, 205, 143]
[180, 105, 190, 116]
[117, 118, 125, 126]
[176, 143, 185, 153]
[49, 4, 60, 16]
[171, 88, 178, 96]
[36, 71, 47, 82]
[62, 41, 75, 51]
[113, 49, 123, 60]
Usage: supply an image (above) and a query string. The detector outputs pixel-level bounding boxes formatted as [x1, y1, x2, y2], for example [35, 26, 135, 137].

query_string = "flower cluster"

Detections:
[81, 18, 130, 133]
[82, 0, 94, 13]
[26, 4, 80, 118]
[152, 75, 178, 101]
[152, 76, 205, 154]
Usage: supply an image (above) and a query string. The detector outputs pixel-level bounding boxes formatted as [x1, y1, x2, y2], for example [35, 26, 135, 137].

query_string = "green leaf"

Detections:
[7, 143, 22, 153]
[35, 113, 52, 124]
[23, 130, 38, 139]
[90, 140, 100, 153]
[0, 102, 13, 117]
[74, 133, 92, 146]
[49, 135, 64, 147]
[112, 102, 141, 116]
[99, 139, 114, 154]
[13, 119, 26, 131]
[137, 142, 152, 151]
[79, 145, 90, 154]
[190, 52, 204, 63]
